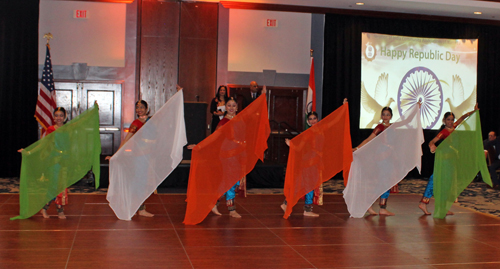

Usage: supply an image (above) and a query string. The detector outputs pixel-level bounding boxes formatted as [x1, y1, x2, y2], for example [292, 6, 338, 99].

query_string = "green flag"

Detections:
[11, 105, 101, 220]
[433, 111, 492, 219]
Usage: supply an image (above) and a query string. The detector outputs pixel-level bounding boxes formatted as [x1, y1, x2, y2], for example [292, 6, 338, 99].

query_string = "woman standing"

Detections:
[210, 85, 229, 134]
[419, 105, 478, 215]
[353, 107, 395, 216]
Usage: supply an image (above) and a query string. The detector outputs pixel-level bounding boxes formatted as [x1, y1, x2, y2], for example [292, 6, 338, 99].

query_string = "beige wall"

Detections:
[39, 0, 126, 67]
[228, 9, 311, 74]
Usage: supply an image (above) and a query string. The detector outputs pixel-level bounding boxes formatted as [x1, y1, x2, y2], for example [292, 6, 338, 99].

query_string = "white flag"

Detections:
[343, 105, 424, 218]
[107, 90, 187, 220]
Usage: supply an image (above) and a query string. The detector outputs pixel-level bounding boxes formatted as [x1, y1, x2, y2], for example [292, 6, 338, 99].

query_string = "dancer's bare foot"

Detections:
[446, 211, 454, 215]
[138, 209, 154, 217]
[379, 208, 395, 216]
[280, 203, 287, 213]
[367, 207, 378, 215]
[58, 212, 66, 219]
[303, 211, 319, 217]
[211, 205, 221, 216]
[229, 210, 241, 218]
[418, 203, 431, 215]
[40, 209, 49, 218]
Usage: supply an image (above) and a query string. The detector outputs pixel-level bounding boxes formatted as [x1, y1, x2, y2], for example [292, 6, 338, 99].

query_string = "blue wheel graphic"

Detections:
[397, 67, 443, 129]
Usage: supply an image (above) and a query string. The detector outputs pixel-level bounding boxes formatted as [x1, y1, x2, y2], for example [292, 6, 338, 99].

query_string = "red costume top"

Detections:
[129, 119, 147, 134]
[373, 123, 390, 136]
[46, 125, 57, 135]
[436, 128, 452, 140]
[217, 117, 230, 128]
[436, 122, 459, 141]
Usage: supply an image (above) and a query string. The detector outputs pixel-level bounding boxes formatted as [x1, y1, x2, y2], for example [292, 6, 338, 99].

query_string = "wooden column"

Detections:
[179, 2, 218, 134]
[138, 0, 180, 114]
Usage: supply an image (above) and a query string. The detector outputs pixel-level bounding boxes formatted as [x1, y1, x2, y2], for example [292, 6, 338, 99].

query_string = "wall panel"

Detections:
[139, 0, 179, 114]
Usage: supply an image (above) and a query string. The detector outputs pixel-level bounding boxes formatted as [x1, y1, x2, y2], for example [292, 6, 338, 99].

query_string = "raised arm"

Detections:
[455, 103, 479, 127]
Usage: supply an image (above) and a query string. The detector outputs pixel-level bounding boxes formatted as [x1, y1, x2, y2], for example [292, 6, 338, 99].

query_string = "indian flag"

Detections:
[305, 57, 316, 129]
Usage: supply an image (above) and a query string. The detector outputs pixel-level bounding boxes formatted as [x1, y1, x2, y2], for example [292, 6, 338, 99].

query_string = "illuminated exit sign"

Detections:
[74, 10, 88, 19]
[266, 19, 277, 27]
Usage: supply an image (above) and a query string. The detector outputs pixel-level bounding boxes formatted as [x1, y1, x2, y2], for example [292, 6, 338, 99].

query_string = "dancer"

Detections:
[190, 98, 244, 218]
[281, 111, 321, 217]
[18, 107, 70, 219]
[105, 100, 154, 217]
[353, 107, 395, 216]
[210, 85, 228, 134]
[419, 105, 478, 215]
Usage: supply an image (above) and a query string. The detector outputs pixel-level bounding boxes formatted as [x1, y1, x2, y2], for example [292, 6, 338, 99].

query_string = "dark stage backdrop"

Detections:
[323, 14, 500, 177]
[0, 1, 40, 177]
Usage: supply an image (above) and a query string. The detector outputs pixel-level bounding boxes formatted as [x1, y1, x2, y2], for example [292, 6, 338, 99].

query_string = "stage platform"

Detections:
[1, 193, 500, 268]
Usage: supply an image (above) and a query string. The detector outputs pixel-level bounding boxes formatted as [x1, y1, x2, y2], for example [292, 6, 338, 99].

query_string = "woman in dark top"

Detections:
[210, 85, 229, 134]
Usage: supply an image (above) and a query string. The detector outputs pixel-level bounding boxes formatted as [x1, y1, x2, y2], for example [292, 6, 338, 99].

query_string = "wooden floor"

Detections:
[1, 193, 500, 268]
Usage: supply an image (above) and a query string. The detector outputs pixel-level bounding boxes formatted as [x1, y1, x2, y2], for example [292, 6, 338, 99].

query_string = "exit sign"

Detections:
[266, 19, 277, 27]
[74, 10, 88, 19]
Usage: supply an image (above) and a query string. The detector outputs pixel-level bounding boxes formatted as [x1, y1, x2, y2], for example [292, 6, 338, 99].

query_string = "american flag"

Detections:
[35, 45, 57, 134]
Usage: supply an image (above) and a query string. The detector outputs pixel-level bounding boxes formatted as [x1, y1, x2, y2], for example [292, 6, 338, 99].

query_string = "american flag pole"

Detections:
[35, 33, 57, 136]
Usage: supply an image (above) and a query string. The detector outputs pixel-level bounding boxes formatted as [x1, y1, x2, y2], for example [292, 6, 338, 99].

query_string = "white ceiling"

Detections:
[193, 0, 500, 21]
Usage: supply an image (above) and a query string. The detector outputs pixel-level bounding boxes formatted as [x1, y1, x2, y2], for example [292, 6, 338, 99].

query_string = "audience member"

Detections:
[210, 85, 228, 134]
[485, 131, 500, 189]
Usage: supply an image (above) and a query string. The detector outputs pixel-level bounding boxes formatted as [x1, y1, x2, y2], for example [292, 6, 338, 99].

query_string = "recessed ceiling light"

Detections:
[474, 11, 482, 15]
[356, 2, 365, 6]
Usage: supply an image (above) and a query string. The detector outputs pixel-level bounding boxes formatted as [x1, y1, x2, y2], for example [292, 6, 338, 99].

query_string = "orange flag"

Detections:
[183, 95, 270, 225]
[283, 103, 352, 219]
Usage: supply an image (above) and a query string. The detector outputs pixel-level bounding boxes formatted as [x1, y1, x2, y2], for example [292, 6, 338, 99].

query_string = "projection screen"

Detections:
[360, 33, 478, 130]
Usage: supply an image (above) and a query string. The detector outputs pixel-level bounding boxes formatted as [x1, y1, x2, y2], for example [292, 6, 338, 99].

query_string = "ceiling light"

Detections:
[356, 2, 365, 5]
[474, 11, 482, 15]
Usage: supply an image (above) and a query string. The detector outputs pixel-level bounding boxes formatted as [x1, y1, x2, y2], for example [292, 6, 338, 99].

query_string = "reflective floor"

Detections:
[1, 193, 500, 268]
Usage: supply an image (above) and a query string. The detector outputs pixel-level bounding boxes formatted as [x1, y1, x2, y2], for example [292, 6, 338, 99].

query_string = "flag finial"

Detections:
[310, 49, 313, 57]
[43, 33, 53, 48]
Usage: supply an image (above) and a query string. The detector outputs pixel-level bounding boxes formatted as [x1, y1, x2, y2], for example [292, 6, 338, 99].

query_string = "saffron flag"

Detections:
[12, 105, 101, 220]
[107, 90, 187, 220]
[343, 105, 424, 218]
[433, 111, 492, 218]
[184, 94, 270, 225]
[283, 103, 352, 219]
[35, 45, 57, 134]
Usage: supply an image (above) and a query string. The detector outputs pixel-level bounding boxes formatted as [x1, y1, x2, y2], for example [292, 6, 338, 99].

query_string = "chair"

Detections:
[486, 146, 500, 176]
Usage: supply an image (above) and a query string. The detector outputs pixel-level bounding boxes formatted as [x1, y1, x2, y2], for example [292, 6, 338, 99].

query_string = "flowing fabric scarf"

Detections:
[344, 105, 424, 218]
[107, 90, 187, 220]
[184, 94, 270, 225]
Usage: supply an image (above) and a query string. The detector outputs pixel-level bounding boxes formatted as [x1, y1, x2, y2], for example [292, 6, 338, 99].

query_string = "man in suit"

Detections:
[241, 81, 266, 109]
[485, 131, 500, 189]
[484, 131, 497, 149]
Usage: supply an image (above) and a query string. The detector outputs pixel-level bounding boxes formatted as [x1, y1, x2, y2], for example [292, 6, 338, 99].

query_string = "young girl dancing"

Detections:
[419, 105, 478, 215]
[18, 107, 70, 219]
[353, 107, 395, 216]
[281, 111, 321, 217]
[106, 100, 154, 217]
